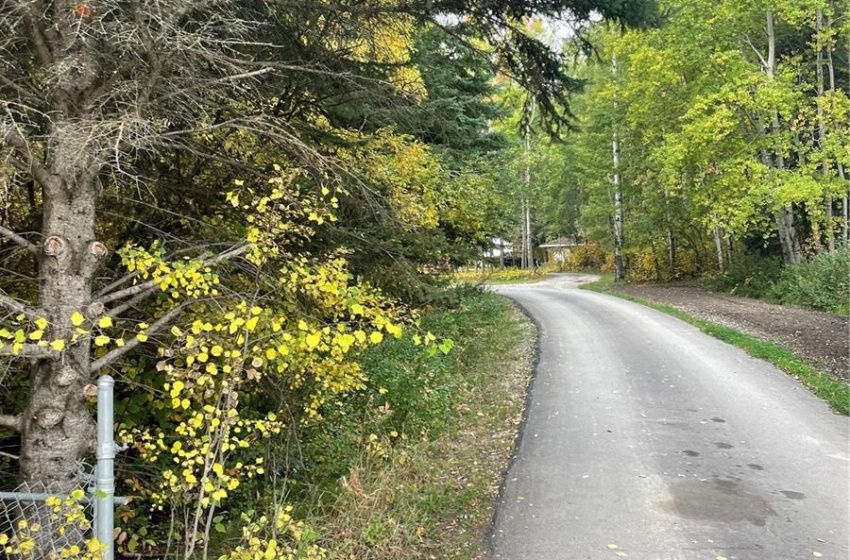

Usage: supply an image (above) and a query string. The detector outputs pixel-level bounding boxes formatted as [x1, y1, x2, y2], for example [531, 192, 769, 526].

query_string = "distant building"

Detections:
[483, 238, 513, 259]
[482, 238, 519, 267]
[539, 237, 577, 263]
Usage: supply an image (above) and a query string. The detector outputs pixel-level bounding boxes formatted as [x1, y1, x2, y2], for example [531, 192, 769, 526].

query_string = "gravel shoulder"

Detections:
[606, 283, 849, 382]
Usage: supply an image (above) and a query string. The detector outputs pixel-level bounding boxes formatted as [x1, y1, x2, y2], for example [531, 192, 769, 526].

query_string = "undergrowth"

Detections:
[583, 277, 850, 416]
[706, 248, 849, 314]
[298, 288, 533, 558]
[450, 268, 544, 284]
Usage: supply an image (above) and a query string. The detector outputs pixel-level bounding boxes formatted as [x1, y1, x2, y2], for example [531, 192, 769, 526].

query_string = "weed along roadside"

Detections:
[301, 289, 536, 559]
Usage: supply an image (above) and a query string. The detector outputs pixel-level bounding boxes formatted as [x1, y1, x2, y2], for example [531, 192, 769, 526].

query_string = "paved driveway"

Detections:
[487, 284, 849, 560]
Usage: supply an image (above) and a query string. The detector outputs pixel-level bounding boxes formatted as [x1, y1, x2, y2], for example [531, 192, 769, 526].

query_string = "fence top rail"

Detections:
[0, 491, 129, 505]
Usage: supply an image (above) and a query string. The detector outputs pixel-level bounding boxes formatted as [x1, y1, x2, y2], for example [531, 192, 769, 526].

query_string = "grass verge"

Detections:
[311, 289, 535, 559]
[582, 276, 849, 416]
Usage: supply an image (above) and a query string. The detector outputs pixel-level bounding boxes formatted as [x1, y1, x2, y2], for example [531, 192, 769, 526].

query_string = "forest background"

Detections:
[0, 0, 847, 558]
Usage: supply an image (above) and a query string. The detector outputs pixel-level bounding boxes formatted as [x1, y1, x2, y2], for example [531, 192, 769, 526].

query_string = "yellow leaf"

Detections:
[245, 316, 259, 332]
[608, 544, 619, 550]
[50, 339, 66, 351]
[305, 331, 322, 349]
[137, 332, 148, 342]
[369, 331, 383, 344]
[98, 316, 113, 328]
[28, 330, 43, 341]
[34, 318, 48, 330]
[94, 335, 110, 347]
[71, 312, 85, 326]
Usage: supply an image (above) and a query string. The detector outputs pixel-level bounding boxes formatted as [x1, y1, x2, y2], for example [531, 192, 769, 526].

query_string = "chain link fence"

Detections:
[0, 376, 123, 560]
[0, 469, 94, 557]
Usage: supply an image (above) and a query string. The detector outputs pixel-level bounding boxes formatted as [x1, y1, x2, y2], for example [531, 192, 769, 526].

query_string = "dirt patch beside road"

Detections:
[607, 283, 849, 382]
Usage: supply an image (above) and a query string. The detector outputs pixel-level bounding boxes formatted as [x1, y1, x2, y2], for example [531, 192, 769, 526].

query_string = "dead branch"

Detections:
[0, 224, 38, 254]
[0, 289, 39, 318]
[104, 285, 160, 319]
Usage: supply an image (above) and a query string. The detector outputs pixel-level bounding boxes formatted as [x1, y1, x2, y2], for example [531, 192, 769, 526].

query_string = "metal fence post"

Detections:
[96, 375, 116, 560]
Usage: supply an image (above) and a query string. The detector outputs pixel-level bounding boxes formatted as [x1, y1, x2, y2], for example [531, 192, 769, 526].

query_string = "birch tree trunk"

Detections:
[766, 10, 801, 264]
[816, 6, 836, 252]
[713, 226, 724, 272]
[612, 57, 625, 282]
[525, 203, 534, 269]
[824, 6, 849, 243]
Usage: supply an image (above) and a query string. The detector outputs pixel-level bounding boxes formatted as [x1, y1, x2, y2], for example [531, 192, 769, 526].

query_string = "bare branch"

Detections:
[98, 278, 159, 306]
[740, 33, 768, 71]
[1, 123, 52, 188]
[95, 272, 140, 299]
[0, 289, 39, 318]
[0, 224, 38, 254]
[0, 450, 19, 460]
[0, 414, 22, 433]
[104, 285, 160, 319]
[90, 302, 190, 374]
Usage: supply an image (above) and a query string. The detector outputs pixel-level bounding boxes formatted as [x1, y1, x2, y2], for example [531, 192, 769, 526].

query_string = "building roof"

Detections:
[538, 237, 577, 248]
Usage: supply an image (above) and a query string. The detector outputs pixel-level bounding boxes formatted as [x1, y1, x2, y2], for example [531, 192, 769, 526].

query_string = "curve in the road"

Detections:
[487, 284, 849, 560]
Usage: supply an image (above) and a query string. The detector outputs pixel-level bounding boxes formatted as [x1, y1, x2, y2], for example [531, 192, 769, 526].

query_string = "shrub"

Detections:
[450, 268, 540, 284]
[707, 253, 783, 298]
[562, 243, 608, 271]
[770, 247, 850, 314]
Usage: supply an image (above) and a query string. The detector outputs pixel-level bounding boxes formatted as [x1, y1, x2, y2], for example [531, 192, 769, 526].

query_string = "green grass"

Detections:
[582, 277, 850, 416]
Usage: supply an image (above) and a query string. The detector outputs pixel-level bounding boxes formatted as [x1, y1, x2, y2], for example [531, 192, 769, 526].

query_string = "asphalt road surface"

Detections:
[488, 279, 849, 560]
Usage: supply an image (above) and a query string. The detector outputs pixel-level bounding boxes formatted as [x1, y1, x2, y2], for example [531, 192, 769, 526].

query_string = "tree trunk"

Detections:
[522, 103, 534, 270]
[525, 200, 534, 268]
[520, 199, 528, 269]
[20, 140, 103, 488]
[824, 6, 849, 244]
[612, 131, 625, 282]
[611, 56, 625, 282]
[713, 226, 724, 272]
[816, 6, 836, 252]
[766, 10, 801, 264]
[725, 236, 734, 268]
[667, 228, 676, 279]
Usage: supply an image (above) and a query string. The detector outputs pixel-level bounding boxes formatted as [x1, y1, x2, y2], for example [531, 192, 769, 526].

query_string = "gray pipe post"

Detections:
[96, 375, 116, 560]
